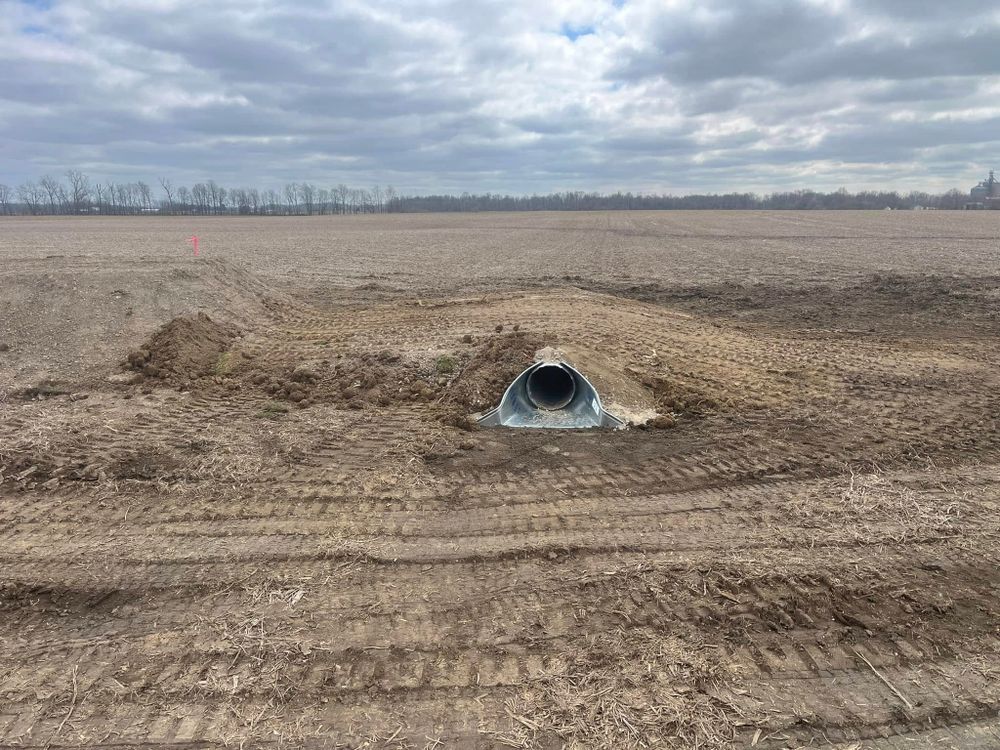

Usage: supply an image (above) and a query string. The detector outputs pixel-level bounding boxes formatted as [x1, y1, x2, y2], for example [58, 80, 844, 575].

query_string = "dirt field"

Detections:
[1, 211, 998, 749]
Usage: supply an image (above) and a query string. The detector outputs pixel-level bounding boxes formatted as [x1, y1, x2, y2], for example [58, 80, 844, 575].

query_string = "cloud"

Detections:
[1, 0, 999, 193]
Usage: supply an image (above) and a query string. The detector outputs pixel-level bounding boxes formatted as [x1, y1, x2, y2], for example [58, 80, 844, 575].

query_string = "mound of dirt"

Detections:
[247, 350, 449, 409]
[447, 331, 549, 411]
[127, 313, 240, 383]
[241, 333, 550, 416]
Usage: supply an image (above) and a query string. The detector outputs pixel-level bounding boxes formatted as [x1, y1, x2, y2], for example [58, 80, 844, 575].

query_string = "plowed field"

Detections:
[1, 212, 998, 749]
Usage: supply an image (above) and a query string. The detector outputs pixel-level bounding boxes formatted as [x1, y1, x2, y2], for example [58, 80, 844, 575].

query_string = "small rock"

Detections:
[107, 372, 141, 385]
[495, 324, 504, 333]
[648, 414, 676, 429]
[461, 334, 473, 344]
[0, 343, 9, 352]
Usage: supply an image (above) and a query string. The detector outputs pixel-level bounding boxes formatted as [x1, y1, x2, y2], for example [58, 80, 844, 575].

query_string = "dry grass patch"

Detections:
[789, 469, 967, 544]
[486, 628, 758, 749]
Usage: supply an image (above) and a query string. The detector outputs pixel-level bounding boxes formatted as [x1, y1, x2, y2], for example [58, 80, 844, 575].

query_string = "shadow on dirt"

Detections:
[575, 273, 1000, 334]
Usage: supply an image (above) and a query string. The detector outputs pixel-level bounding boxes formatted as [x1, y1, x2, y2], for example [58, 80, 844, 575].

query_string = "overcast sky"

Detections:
[2, 0, 999, 194]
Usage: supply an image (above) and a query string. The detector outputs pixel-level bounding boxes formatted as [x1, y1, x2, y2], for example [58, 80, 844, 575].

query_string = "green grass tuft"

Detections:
[435, 355, 456, 375]
[255, 401, 289, 419]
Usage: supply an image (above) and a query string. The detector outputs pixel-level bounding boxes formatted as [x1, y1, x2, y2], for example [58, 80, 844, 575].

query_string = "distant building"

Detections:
[966, 170, 1000, 209]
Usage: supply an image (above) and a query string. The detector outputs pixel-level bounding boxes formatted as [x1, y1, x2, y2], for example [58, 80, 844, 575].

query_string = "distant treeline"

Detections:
[0, 171, 975, 215]
[395, 189, 972, 212]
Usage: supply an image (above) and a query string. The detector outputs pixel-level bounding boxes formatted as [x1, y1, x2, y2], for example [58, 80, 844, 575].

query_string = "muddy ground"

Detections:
[0, 212, 998, 749]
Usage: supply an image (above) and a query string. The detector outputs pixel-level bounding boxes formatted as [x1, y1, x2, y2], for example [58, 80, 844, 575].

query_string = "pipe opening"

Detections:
[525, 364, 576, 410]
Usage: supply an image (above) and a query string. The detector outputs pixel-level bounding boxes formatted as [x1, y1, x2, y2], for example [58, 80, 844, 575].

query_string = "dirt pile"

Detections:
[447, 330, 549, 411]
[250, 351, 444, 409]
[126, 313, 240, 384]
[241, 331, 551, 416]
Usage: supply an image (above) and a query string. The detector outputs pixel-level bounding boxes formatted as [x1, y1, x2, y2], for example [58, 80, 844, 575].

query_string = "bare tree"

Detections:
[206, 180, 222, 214]
[65, 170, 90, 213]
[159, 178, 175, 214]
[939, 188, 965, 210]
[104, 181, 117, 214]
[18, 181, 44, 215]
[356, 188, 371, 213]
[114, 183, 130, 214]
[264, 189, 280, 213]
[300, 183, 316, 215]
[93, 183, 105, 213]
[284, 183, 299, 214]
[231, 187, 249, 214]
[137, 181, 152, 211]
[177, 186, 191, 214]
[0, 184, 10, 215]
[334, 184, 349, 214]
[192, 183, 209, 214]
[39, 175, 63, 214]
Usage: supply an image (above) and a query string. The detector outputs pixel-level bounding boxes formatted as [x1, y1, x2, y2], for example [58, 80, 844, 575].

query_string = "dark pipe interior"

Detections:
[525, 364, 576, 410]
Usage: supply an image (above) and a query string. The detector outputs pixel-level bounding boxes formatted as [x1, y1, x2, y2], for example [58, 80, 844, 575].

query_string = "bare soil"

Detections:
[0, 212, 998, 749]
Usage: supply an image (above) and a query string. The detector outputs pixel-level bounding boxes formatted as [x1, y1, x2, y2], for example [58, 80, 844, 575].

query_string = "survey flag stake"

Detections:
[187, 236, 200, 256]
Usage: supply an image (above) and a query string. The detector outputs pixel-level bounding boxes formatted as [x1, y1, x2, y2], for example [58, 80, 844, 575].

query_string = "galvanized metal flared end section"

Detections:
[476, 361, 625, 429]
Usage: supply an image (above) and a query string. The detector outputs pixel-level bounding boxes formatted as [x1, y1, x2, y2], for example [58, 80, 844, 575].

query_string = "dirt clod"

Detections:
[290, 364, 318, 383]
[647, 413, 677, 429]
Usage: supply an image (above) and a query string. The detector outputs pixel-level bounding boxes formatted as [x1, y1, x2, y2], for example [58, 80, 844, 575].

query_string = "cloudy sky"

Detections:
[2, 0, 999, 194]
